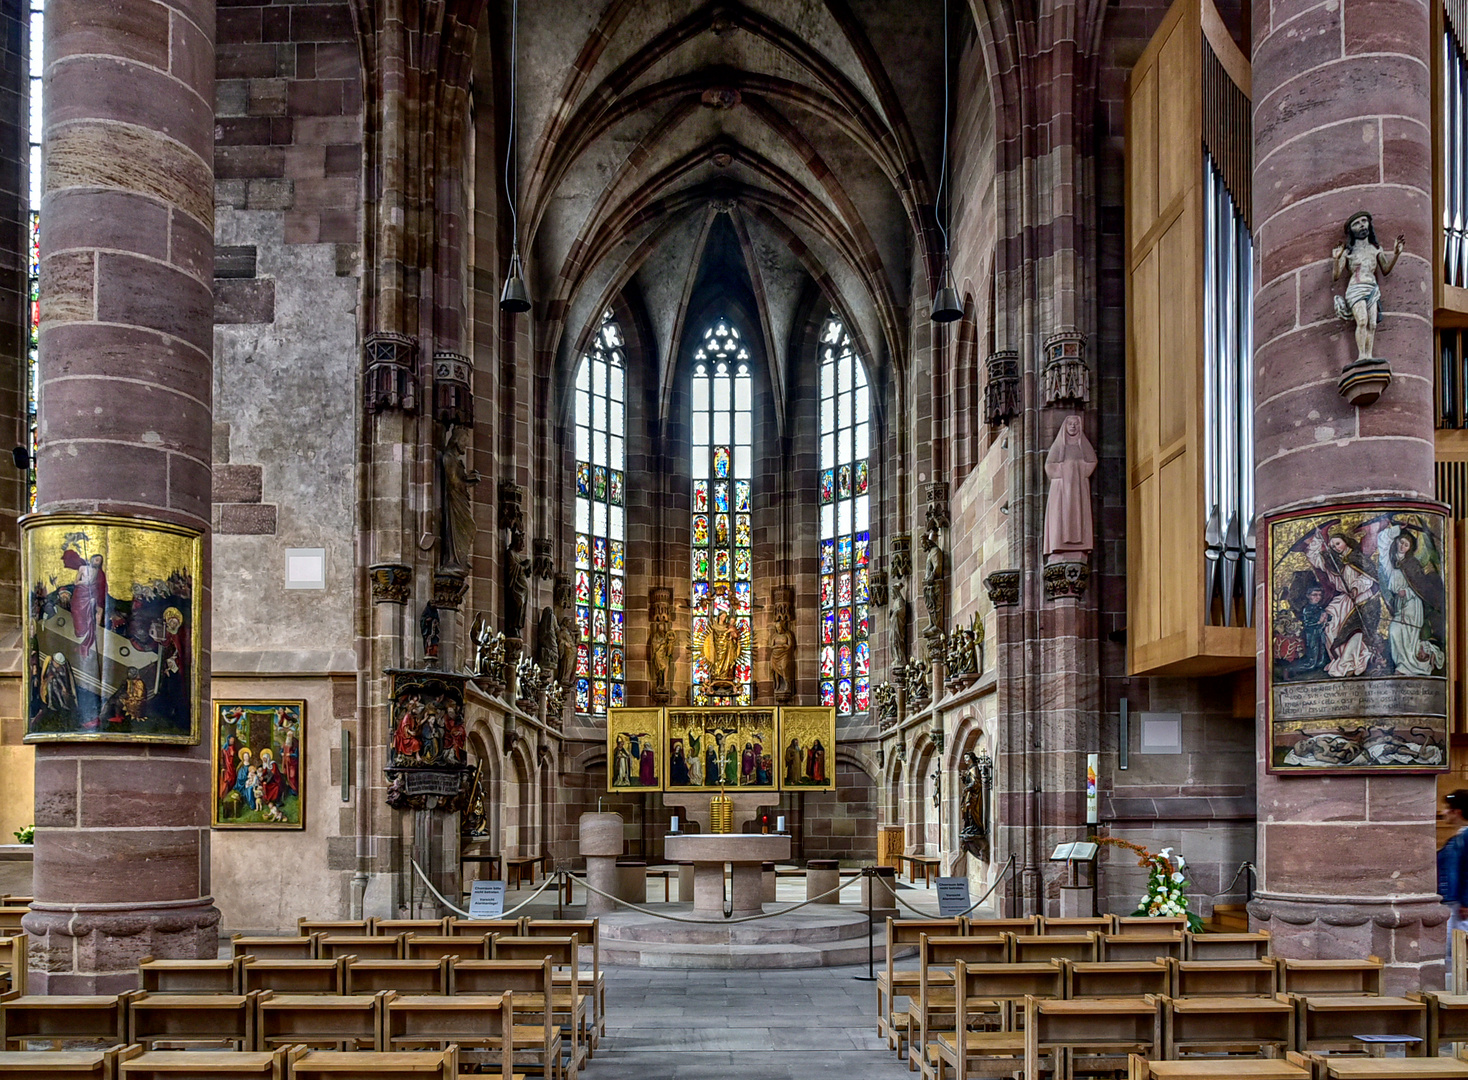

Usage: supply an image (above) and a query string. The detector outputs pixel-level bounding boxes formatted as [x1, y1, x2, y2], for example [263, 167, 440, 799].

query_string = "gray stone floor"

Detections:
[587, 963, 899, 1078]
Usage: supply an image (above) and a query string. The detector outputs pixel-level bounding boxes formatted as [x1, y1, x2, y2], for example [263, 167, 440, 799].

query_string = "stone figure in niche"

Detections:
[889, 575, 910, 666]
[420, 602, 440, 662]
[536, 606, 560, 674]
[504, 547, 531, 638]
[921, 527, 944, 631]
[438, 424, 480, 576]
[556, 614, 577, 688]
[959, 747, 994, 861]
[1332, 211, 1404, 363]
[649, 620, 673, 697]
[1043, 414, 1097, 562]
[770, 609, 795, 701]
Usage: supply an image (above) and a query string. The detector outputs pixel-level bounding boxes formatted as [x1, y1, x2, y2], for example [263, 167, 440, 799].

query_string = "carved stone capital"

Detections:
[983, 569, 1021, 607]
[1042, 560, 1090, 600]
[431, 571, 470, 610]
[369, 563, 413, 604]
[1042, 329, 1089, 408]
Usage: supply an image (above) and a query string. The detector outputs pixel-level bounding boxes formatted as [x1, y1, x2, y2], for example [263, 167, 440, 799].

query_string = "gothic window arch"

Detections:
[818, 314, 871, 717]
[573, 311, 626, 716]
[690, 317, 753, 706]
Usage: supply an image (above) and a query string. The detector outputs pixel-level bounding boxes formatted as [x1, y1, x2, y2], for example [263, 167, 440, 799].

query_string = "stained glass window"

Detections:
[26, 0, 41, 509]
[691, 318, 753, 706]
[818, 314, 870, 716]
[573, 311, 626, 716]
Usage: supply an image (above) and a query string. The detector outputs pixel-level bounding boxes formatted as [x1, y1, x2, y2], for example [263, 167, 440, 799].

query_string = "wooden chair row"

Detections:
[0, 1043, 508, 1080]
[0, 939, 23, 998]
[923, 987, 1434, 1080]
[0, 991, 551, 1079]
[293, 916, 549, 938]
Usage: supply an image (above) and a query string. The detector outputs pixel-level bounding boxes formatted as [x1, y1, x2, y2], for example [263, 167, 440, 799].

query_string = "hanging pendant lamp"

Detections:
[500, 247, 530, 313]
[500, 0, 530, 314]
[931, 260, 962, 323]
[930, 0, 961, 324]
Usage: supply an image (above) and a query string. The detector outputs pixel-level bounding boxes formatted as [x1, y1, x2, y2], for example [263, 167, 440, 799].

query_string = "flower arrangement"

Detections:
[1096, 836, 1203, 931]
[12, 824, 33, 844]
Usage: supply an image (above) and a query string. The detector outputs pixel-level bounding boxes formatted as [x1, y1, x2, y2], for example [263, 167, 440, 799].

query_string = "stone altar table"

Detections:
[663, 834, 791, 917]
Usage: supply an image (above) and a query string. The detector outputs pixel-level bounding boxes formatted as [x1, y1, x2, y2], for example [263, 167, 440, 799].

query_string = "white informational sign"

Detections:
[935, 876, 971, 917]
[467, 879, 506, 919]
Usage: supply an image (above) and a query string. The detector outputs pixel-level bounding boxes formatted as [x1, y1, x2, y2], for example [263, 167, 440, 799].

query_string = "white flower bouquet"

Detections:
[1096, 837, 1204, 931]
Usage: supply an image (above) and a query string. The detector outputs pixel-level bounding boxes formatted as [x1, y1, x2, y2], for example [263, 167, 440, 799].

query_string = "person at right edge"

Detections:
[1438, 790, 1468, 941]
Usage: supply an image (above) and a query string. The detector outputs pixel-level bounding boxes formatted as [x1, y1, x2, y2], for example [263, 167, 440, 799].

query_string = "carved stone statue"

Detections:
[1043, 414, 1097, 562]
[889, 574, 910, 667]
[1332, 211, 1404, 364]
[649, 589, 674, 701]
[536, 606, 559, 674]
[921, 527, 944, 632]
[504, 547, 531, 638]
[420, 602, 440, 662]
[770, 608, 795, 701]
[959, 747, 994, 861]
[438, 424, 480, 575]
[556, 614, 576, 688]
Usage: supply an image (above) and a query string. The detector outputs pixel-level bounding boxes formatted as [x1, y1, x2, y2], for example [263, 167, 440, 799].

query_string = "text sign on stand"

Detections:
[468, 879, 506, 918]
[936, 877, 971, 917]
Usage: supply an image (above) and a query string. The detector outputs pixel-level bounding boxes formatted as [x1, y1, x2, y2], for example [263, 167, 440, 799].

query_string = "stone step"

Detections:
[600, 929, 913, 969]
[597, 906, 876, 946]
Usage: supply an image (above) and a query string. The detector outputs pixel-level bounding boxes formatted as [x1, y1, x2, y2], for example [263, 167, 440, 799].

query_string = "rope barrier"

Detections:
[573, 868, 852, 924]
[409, 858, 561, 919]
[887, 853, 1018, 918]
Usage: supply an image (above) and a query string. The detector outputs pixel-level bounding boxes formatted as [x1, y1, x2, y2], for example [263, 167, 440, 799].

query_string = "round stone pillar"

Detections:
[23, 0, 218, 991]
[1250, 0, 1443, 992]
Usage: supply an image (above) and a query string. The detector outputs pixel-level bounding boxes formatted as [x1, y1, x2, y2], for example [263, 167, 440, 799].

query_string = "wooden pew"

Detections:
[450, 961, 563, 1080]
[1009, 933, 1098, 965]
[908, 936, 1012, 1073]
[0, 1045, 127, 1079]
[1128, 1056, 1308, 1079]
[0, 994, 130, 1049]
[1187, 932, 1271, 961]
[404, 934, 493, 963]
[229, 936, 318, 962]
[0, 938, 26, 997]
[966, 918, 1042, 936]
[1099, 932, 1185, 963]
[0, 911, 26, 936]
[139, 956, 239, 995]
[479, 938, 585, 1077]
[1024, 995, 1161, 1080]
[878, 917, 964, 1053]
[383, 995, 518, 1080]
[127, 991, 256, 1050]
[1040, 917, 1115, 935]
[1066, 960, 1170, 999]
[1289, 994, 1428, 1055]
[117, 1045, 299, 1079]
[1171, 960, 1278, 999]
[1287, 1052, 1468, 1079]
[297, 919, 371, 936]
[239, 958, 344, 995]
[1115, 916, 1188, 936]
[288, 1048, 460, 1080]
[924, 960, 1057, 1080]
[317, 934, 404, 961]
[255, 990, 383, 1051]
[1418, 990, 1468, 1055]
[343, 959, 449, 996]
[448, 919, 523, 937]
[1277, 959, 1382, 997]
[523, 919, 604, 1049]
[373, 919, 448, 937]
[1164, 995, 1295, 1058]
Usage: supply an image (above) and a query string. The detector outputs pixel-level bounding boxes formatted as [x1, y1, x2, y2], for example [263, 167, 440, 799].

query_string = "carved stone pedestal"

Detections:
[1337, 358, 1393, 406]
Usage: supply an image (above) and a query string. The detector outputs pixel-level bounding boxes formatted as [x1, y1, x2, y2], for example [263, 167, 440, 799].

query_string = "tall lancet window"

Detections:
[818, 314, 871, 717]
[690, 318, 754, 706]
[573, 311, 626, 716]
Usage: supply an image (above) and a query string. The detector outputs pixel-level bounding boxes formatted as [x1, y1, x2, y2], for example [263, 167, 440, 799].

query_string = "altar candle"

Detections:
[777, 815, 785, 833]
[670, 815, 679, 833]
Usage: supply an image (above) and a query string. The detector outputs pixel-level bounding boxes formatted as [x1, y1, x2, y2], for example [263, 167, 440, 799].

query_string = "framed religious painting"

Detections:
[23, 514, 204, 744]
[606, 707, 664, 791]
[663, 706, 778, 793]
[1264, 501, 1450, 774]
[778, 706, 837, 791]
[213, 700, 305, 828]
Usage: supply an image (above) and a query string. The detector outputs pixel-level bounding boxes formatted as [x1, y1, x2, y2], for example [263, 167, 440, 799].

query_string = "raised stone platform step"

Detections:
[594, 904, 914, 969]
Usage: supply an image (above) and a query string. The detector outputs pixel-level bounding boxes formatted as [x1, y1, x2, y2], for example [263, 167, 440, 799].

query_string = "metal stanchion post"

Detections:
[557, 870, 564, 920]
[853, 865, 877, 982]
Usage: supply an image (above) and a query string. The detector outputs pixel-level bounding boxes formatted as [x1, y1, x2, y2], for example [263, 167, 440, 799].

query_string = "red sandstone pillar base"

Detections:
[23, 900, 220, 994]
[1249, 894, 1447, 995]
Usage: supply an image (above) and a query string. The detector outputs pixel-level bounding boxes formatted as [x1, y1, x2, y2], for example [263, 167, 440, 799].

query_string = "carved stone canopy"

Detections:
[890, 534, 913, 579]
[364, 331, 418, 414]
[369, 562, 412, 604]
[985, 349, 1020, 426]
[983, 569, 1021, 607]
[432, 350, 472, 427]
[1042, 330, 1089, 408]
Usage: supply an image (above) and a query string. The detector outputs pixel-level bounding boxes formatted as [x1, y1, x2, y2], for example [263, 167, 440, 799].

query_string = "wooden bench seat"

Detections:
[374, 920, 449, 938]
[256, 991, 383, 1051]
[1024, 996, 1161, 1080]
[1115, 916, 1188, 936]
[1099, 932, 1184, 963]
[1009, 932, 1097, 965]
[524, 919, 604, 1049]
[0, 1046, 126, 1079]
[229, 936, 317, 962]
[505, 856, 548, 889]
[1040, 917, 1114, 935]
[1067, 959, 1170, 998]
[317, 934, 404, 961]
[288, 1048, 462, 1080]
[463, 944, 586, 1077]
[405, 934, 493, 962]
[928, 1031, 1025, 1080]
[297, 919, 371, 936]
[139, 957, 239, 995]
[1277, 959, 1382, 997]
[1416, 990, 1468, 1055]
[383, 995, 518, 1079]
[1171, 959, 1278, 998]
[1164, 994, 1295, 1057]
[1288, 1053, 1468, 1079]
[117, 1046, 294, 1079]
[0, 994, 129, 1049]
[1186, 932, 1271, 961]
[239, 959, 343, 995]
[0, 938, 27, 997]
[879, 917, 965, 1052]
[127, 992, 255, 1050]
[1291, 994, 1427, 1054]
[344, 959, 449, 996]
[1129, 1055, 1308, 1079]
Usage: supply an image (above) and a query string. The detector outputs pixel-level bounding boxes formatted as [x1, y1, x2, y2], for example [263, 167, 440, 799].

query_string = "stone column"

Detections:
[1249, 0, 1442, 992]
[24, 0, 218, 991]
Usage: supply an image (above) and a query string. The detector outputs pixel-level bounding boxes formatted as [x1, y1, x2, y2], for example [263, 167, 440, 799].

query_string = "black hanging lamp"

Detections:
[930, 0, 961, 324]
[500, 0, 530, 314]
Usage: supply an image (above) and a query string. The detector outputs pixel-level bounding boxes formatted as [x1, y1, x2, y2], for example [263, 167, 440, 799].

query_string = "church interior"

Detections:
[1, 0, 1467, 1072]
